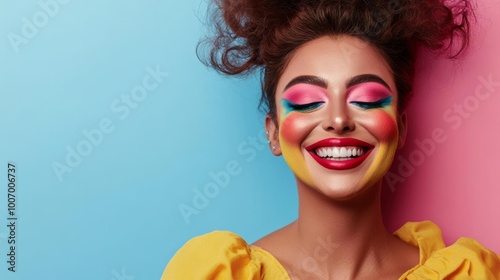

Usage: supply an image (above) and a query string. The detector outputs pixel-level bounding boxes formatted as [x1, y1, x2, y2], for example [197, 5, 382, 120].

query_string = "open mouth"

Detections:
[314, 146, 368, 161]
[306, 138, 374, 170]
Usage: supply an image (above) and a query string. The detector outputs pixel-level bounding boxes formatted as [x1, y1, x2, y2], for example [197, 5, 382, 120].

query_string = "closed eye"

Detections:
[350, 96, 393, 109]
[283, 100, 325, 112]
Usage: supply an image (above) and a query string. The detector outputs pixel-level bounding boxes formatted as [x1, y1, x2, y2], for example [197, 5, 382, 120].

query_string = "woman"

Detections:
[163, 0, 500, 279]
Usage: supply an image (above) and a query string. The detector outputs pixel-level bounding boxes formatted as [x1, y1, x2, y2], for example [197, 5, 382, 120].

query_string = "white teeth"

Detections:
[314, 146, 366, 159]
[332, 147, 340, 157]
[340, 147, 347, 157]
[319, 149, 325, 157]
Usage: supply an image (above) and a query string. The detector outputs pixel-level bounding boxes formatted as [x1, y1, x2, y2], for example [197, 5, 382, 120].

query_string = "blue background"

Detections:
[0, 1, 297, 279]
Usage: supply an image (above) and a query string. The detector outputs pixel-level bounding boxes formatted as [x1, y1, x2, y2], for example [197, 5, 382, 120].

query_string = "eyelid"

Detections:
[346, 82, 392, 103]
[350, 96, 393, 109]
[282, 84, 329, 105]
[283, 100, 325, 112]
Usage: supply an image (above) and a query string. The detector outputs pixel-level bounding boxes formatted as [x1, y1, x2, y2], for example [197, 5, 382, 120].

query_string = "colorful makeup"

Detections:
[278, 80, 400, 190]
[278, 84, 331, 186]
[359, 105, 399, 187]
[282, 84, 328, 115]
[279, 114, 315, 187]
[346, 81, 399, 185]
[347, 82, 393, 110]
[282, 100, 325, 114]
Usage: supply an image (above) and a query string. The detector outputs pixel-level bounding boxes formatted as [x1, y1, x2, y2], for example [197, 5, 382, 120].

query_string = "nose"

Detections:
[322, 102, 355, 133]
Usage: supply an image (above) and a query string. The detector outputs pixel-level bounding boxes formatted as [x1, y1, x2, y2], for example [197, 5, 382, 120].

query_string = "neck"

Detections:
[292, 180, 392, 278]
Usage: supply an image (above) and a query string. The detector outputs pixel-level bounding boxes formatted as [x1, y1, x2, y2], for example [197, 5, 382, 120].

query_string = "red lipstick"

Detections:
[306, 138, 374, 170]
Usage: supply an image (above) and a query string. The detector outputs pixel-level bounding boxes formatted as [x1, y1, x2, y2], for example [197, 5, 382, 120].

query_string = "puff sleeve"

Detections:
[396, 221, 500, 279]
[161, 231, 290, 280]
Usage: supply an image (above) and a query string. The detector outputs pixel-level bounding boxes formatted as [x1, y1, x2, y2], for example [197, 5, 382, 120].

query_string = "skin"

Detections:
[253, 35, 418, 279]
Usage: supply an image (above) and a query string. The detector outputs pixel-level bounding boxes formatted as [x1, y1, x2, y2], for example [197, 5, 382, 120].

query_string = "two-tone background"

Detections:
[1, 0, 499, 279]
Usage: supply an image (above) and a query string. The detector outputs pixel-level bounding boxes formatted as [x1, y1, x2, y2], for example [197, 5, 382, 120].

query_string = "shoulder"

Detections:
[252, 223, 296, 260]
[395, 220, 500, 279]
[161, 231, 290, 280]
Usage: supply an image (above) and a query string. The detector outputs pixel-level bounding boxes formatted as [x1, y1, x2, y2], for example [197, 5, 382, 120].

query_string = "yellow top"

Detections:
[162, 221, 500, 279]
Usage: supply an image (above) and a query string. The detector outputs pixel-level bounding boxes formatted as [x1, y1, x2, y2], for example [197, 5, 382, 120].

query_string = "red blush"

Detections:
[281, 114, 309, 142]
[368, 110, 398, 141]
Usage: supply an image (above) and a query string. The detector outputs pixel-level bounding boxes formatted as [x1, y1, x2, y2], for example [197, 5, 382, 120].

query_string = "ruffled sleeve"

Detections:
[161, 231, 290, 280]
[395, 221, 500, 279]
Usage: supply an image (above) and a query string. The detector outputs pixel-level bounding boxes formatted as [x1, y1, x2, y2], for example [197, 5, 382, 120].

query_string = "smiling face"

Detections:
[266, 35, 406, 200]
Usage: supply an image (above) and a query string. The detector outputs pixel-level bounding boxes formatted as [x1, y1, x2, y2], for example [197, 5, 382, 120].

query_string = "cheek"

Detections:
[279, 113, 315, 186]
[360, 110, 399, 186]
[280, 114, 307, 144]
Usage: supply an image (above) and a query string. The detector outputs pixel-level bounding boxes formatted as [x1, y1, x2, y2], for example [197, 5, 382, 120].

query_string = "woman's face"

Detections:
[267, 35, 406, 200]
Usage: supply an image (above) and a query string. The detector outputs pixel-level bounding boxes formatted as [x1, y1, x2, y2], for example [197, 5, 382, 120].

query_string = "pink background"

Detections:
[382, 0, 500, 253]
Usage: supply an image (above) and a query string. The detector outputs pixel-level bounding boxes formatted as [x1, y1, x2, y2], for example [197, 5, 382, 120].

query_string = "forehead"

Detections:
[276, 35, 396, 94]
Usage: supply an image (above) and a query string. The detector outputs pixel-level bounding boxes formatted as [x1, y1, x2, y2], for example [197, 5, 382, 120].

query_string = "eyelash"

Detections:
[284, 101, 325, 112]
[283, 96, 392, 112]
[350, 97, 393, 109]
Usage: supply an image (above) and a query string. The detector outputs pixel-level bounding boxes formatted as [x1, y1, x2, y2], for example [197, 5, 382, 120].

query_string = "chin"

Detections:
[312, 177, 380, 202]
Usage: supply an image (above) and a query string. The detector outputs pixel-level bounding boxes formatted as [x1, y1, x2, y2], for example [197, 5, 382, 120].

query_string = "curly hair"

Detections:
[200, 0, 474, 121]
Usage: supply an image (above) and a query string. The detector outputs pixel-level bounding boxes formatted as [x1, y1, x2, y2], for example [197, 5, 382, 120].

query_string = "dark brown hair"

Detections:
[200, 0, 473, 120]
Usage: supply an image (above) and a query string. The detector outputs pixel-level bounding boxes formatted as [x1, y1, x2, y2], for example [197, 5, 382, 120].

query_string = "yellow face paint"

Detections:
[278, 113, 315, 187]
[271, 36, 403, 198]
[278, 91, 400, 191]
[360, 106, 399, 187]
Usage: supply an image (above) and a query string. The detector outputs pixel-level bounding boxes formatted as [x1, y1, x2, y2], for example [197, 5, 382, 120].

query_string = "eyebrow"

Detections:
[283, 74, 391, 92]
[346, 74, 391, 90]
[283, 75, 328, 91]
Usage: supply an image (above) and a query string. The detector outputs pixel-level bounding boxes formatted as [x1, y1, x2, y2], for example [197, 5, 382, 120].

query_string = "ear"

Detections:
[397, 112, 408, 149]
[265, 115, 282, 156]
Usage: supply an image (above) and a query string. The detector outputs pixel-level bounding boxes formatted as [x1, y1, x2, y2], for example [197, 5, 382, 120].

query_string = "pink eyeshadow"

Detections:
[346, 82, 392, 103]
[282, 84, 328, 104]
